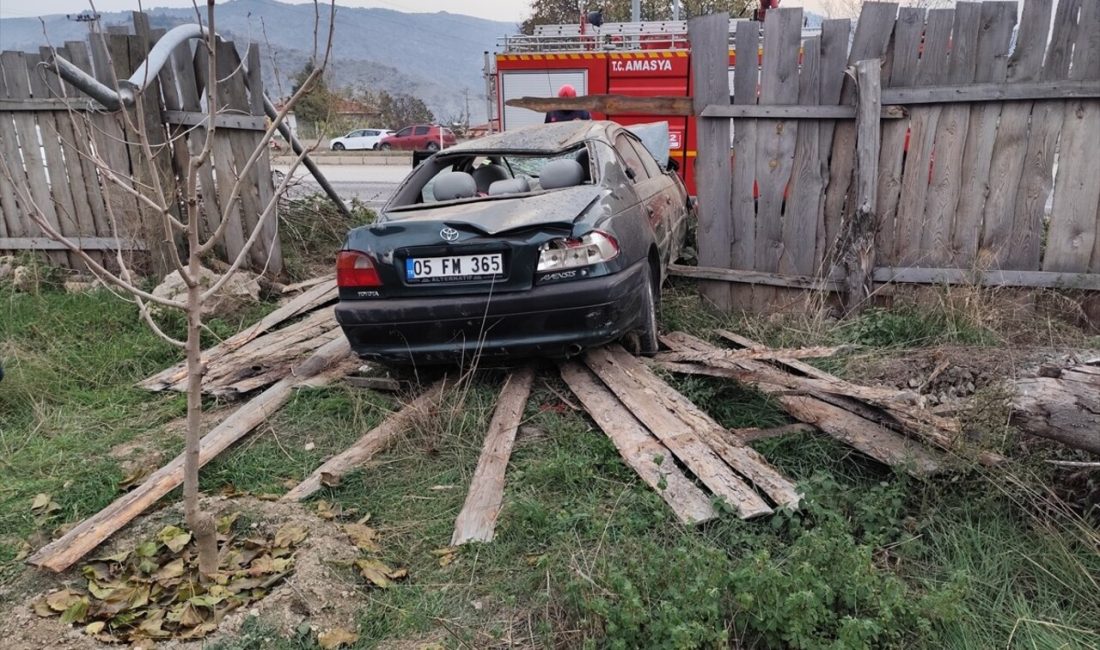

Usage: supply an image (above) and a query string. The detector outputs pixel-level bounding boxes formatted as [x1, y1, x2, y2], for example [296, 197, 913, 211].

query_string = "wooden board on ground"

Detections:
[1012, 362, 1100, 454]
[451, 367, 536, 545]
[283, 378, 449, 501]
[658, 333, 945, 476]
[28, 337, 353, 572]
[560, 362, 718, 525]
[584, 345, 795, 517]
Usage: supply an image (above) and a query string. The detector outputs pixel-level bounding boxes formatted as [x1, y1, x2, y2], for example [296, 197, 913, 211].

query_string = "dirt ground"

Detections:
[0, 497, 369, 650]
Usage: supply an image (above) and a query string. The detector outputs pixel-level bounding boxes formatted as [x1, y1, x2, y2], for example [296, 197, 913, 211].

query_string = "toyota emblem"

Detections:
[440, 226, 460, 242]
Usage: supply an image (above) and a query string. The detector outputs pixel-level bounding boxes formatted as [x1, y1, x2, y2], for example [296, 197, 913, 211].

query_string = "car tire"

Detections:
[634, 264, 660, 356]
[332, 142, 345, 151]
[380, 143, 392, 151]
[425, 141, 440, 152]
[372, 143, 379, 150]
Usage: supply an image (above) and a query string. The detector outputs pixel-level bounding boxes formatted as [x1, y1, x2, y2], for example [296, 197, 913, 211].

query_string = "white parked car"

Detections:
[329, 128, 394, 151]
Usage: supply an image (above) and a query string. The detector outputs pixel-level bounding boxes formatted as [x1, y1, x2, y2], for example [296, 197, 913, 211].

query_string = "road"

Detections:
[274, 163, 411, 211]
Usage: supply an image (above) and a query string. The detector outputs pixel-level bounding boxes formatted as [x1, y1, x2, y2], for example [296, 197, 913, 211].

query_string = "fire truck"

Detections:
[486, 2, 817, 194]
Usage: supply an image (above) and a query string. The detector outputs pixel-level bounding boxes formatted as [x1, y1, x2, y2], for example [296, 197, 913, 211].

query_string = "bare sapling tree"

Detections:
[1, 0, 335, 575]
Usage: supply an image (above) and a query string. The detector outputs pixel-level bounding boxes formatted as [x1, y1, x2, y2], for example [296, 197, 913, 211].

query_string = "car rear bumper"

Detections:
[336, 259, 649, 365]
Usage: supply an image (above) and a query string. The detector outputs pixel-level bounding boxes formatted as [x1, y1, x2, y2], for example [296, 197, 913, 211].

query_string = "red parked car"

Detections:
[378, 124, 457, 151]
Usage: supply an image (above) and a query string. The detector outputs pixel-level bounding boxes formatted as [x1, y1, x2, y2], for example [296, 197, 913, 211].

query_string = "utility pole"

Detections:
[631, 0, 641, 22]
[672, 0, 680, 21]
[483, 51, 494, 134]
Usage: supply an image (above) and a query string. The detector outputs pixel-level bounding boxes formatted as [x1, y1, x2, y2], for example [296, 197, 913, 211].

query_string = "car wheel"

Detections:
[425, 141, 440, 152]
[332, 142, 345, 151]
[372, 143, 379, 150]
[380, 143, 392, 150]
[636, 265, 660, 356]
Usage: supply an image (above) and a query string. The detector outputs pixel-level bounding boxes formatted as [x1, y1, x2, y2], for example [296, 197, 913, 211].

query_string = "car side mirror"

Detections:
[666, 158, 679, 173]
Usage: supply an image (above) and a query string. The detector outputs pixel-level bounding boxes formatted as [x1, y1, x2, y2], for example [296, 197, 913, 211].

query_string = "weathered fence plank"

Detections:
[753, 7, 803, 312]
[779, 35, 821, 282]
[729, 19, 761, 310]
[893, 8, 952, 266]
[688, 13, 733, 310]
[814, 18, 851, 267]
[921, 3, 980, 267]
[980, 0, 1053, 268]
[950, 1, 1017, 267]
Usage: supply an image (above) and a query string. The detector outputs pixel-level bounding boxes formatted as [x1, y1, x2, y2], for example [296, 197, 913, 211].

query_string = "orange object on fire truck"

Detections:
[490, 2, 808, 195]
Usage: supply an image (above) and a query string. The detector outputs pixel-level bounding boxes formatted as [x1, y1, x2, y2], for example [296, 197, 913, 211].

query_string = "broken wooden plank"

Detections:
[140, 277, 337, 391]
[560, 362, 717, 525]
[583, 347, 772, 518]
[733, 423, 817, 443]
[282, 378, 449, 501]
[451, 367, 535, 545]
[654, 344, 844, 366]
[28, 337, 352, 572]
[600, 346, 802, 509]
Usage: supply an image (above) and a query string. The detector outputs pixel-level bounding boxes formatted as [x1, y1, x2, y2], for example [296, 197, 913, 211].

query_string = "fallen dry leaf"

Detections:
[119, 466, 152, 490]
[273, 524, 308, 548]
[343, 523, 380, 552]
[157, 526, 192, 554]
[31, 493, 60, 513]
[355, 559, 407, 589]
[84, 621, 106, 635]
[432, 546, 458, 567]
[318, 627, 359, 649]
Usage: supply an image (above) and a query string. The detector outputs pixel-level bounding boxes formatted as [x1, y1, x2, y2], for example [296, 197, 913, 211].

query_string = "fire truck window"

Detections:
[613, 134, 650, 182]
[413, 125, 430, 135]
[627, 138, 663, 179]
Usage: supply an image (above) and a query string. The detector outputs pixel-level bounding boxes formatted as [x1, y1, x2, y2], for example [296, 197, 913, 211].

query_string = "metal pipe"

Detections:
[44, 23, 351, 217]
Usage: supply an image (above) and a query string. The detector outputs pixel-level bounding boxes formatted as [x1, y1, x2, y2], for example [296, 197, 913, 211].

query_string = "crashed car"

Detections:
[335, 120, 692, 365]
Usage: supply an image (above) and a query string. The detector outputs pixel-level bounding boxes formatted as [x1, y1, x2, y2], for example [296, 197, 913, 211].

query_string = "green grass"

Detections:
[3, 280, 1098, 648]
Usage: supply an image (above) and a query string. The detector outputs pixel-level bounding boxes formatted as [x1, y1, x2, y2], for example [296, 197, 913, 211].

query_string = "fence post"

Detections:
[841, 58, 881, 315]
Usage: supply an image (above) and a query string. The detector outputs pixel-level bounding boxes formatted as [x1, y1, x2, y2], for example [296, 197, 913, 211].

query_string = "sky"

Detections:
[0, 0, 831, 23]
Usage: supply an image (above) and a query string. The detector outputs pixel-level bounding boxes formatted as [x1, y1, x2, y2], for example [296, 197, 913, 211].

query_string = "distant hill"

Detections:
[0, 0, 515, 123]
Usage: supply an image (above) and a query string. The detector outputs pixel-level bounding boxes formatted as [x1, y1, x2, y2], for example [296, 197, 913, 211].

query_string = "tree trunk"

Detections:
[185, 233, 217, 576]
[1012, 370, 1100, 454]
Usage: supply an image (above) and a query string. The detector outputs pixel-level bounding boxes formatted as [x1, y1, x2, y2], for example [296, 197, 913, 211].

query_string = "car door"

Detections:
[392, 127, 413, 148]
[346, 130, 367, 149]
[613, 133, 669, 264]
[412, 125, 431, 149]
[628, 137, 685, 270]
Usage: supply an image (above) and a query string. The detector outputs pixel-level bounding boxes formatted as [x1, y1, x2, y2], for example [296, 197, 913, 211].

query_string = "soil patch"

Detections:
[0, 497, 366, 649]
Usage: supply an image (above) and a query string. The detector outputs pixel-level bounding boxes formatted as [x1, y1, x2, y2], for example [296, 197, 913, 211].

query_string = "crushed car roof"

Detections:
[445, 120, 606, 154]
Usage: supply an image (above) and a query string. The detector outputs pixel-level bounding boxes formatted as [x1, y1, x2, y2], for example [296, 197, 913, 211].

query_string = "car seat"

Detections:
[540, 159, 585, 190]
[488, 176, 531, 196]
[472, 163, 510, 193]
[432, 171, 477, 201]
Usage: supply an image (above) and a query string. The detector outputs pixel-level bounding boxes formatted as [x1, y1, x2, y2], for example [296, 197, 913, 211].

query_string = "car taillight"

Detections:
[537, 230, 619, 272]
[336, 250, 382, 288]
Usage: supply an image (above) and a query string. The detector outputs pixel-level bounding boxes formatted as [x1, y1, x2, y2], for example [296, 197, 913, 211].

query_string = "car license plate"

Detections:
[405, 253, 503, 282]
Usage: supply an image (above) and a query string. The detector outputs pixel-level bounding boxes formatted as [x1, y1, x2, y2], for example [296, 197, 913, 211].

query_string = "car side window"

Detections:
[413, 126, 430, 136]
[613, 133, 649, 182]
[365, 130, 377, 136]
[395, 127, 412, 137]
[628, 138, 663, 179]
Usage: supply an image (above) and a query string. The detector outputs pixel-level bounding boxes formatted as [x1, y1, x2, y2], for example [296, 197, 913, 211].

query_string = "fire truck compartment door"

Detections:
[500, 70, 587, 130]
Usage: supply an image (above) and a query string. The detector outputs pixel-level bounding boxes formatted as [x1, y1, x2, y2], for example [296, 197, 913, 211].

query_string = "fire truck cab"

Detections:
[489, 14, 817, 195]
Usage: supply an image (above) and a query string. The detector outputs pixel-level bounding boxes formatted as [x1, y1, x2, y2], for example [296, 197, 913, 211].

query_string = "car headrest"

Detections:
[540, 159, 585, 190]
[488, 176, 531, 196]
[471, 164, 510, 192]
[432, 172, 477, 201]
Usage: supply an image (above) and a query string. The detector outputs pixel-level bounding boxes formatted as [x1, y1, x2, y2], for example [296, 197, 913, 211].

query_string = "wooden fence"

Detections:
[0, 12, 282, 276]
[684, 0, 1100, 318]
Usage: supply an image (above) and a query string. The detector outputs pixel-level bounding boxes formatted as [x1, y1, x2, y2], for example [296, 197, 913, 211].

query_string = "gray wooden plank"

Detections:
[689, 12, 734, 310]
[920, 3, 981, 267]
[729, 19, 761, 311]
[0, 60, 27, 238]
[560, 363, 717, 525]
[1009, 0, 1080, 270]
[980, 0, 1053, 268]
[1044, 100, 1100, 272]
[815, 18, 852, 267]
[193, 44, 248, 261]
[950, 2, 1017, 267]
[753, 7, 802, 312]
[893, 8, 953, 266]
[0, 51, 66, 265]
[0, 236, 146, 251]
[874, 7, 925, 266]
[245, 43, 282, 276]
[779, 35, 821, 279]
[820, 2, 897, 268]
[59, 42, 110, 245]
[32, 48, 89, 267]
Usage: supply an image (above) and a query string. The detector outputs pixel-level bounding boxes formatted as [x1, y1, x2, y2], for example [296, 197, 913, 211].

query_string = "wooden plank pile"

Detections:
[140, 277, 340, 396]
[1012, 360, 1100, 455]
